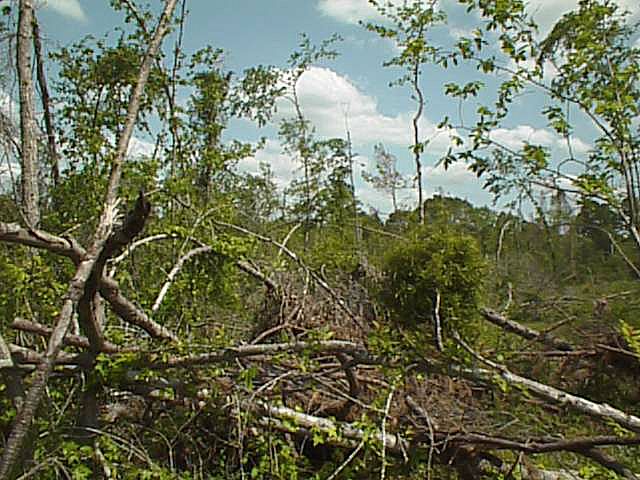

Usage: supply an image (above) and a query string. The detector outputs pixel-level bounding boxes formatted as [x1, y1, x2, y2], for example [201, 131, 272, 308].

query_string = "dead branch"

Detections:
[99, 276, 178, 341]
[148, 340, 371, 369]
[254, 401, 409, 453]
[453, 332, 640, 434]
[109, 233, 180, 270]
[481, 308, 574, 351]
[0, 221, 178, 342]
[212, 219, 364, 329]
[0, 1, 178, 475]
[0, 222, 82, 262]
[11, 318, 125, 354]
[32, 13, 59, 186]
[79, 190, 151, 352]
[235, 259, 279, 291]
[152, 245, 212, 313]
[8, 344, 78, 366]
[0, 333, 12, 369]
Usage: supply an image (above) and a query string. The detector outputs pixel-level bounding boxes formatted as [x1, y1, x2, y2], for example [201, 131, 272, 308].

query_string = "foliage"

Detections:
[3, 1, 640, 478]
[364, 0, 447, 224]
[379, 225, 486, 338]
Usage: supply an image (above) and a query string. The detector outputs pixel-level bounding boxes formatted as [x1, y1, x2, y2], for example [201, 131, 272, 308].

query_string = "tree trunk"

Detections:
[32, 14, 59, 187]
[17, 0, 39, 226]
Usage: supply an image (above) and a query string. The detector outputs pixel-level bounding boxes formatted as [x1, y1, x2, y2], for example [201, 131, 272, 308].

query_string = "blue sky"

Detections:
[11, 0, 640, 215]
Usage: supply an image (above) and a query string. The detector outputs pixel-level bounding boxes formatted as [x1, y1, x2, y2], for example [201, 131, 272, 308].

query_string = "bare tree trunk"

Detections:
[0, 2, 178, 477]
[16, 0, 39, 226]
[344, 112, 360, 245]
[32, 14, 59, 187]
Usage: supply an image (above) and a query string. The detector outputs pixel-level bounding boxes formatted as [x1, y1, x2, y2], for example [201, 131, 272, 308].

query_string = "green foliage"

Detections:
[620, 320, 640, 357]
[379, 225, 486, 338]
[4, 1, 640, 478]
[364, 1, 446, 83]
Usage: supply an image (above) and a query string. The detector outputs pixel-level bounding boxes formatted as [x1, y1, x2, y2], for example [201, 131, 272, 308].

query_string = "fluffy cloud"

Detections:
[316, 0, 444, 25]
[316, 0, 383, 24]
[490, 125, 556, 151]
[41, 0, 88, 22]
[424, 160, 477, 187]
[278, 66, 455, 154]
[237, 139, 297, 188]
[127, 136, 155, 159]
[490, 124, 590, 155]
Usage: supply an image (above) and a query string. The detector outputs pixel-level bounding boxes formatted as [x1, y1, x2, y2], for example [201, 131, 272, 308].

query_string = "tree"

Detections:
[365, 0, 446, 224]
[0, 1, 179, 476]
[362, 142, 407, 213]
[445, 0, 640, 265]
[16, 0, 39, 226]
[380, 225, 485, 350]
[279, 34, 343, 245]
[3, 2, 640, 478]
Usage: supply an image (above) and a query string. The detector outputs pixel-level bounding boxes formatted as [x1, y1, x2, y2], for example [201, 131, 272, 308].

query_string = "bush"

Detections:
[379, 226, 486, 340]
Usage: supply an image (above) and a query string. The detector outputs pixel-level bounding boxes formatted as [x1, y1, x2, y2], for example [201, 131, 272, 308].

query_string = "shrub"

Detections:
[379, 226, 485, 340]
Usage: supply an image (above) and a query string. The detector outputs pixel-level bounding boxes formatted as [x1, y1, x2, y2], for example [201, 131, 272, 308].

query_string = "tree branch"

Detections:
[0, 2, 178, 475]
[481, 308, 574, 351]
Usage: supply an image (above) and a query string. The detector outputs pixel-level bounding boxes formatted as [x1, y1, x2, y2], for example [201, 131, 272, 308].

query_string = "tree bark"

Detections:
[0, 1, 178, 476]
[16, 0, 39, 226]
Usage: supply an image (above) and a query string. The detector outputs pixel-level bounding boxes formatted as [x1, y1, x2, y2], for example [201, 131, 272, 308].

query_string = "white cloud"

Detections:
[316, 0, 383, 25]
[425, 160, 476, 187]
[278, 66, 455, 154]
[316, 0, 443, 25]
[237, 139, 296, 188]
[39, 0, 88, 22]
[127, 136, 155, 159]
[490, 125, 556, 151]
[567, 137, 590, 155]
[489, 124, 590, 155]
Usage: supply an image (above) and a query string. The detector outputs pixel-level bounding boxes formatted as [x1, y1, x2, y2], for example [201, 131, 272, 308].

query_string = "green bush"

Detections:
[379, 226, 486, 339]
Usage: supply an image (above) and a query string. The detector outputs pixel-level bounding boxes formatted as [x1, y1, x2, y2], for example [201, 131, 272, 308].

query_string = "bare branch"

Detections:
[99, 275, 178, 341]
[0, 333, 13, 369]
[0, 2, 178, 474]
[481, 308, 575, 351]
[212, 219, 364, 329]
[148, 340, 370, 369]
[32, 12, 58, 186]
[0, 222, 83, 261]
[453, 331, 640, 434]
[152, 245, 212, 313]
[11, 318, 125, 354]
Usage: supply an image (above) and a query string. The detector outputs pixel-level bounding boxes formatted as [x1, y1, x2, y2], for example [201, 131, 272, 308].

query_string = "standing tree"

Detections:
[278, 34, 353, 241]
[16, 0, 39, 226]
[362, 142, 407, 213]
[0, 1, 179, 476]
[365, 0, 445, 224]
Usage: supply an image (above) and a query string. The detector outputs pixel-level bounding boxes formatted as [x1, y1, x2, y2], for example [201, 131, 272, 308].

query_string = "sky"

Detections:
[6, 0, 640, 216]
